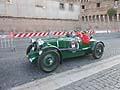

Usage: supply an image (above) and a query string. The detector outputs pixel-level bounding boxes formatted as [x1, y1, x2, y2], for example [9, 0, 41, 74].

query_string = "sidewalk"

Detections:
[11, 55, 120, 90]
[58, 63, 120, 90]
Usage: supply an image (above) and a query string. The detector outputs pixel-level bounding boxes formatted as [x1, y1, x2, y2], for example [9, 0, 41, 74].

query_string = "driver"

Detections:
[75, 30, 90, 44]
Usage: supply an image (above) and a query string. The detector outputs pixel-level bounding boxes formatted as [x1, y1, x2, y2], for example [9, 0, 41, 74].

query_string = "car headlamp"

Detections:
[32, 47, 35, 51]
[29, 57, 36, 62]
[39, 50, 43, 55]
[37, 39, 44, 45]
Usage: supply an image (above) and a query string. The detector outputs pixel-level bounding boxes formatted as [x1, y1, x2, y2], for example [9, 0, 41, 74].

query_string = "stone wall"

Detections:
[0, 17, 80, 33]
[80, 21, 120, 32]
[0, 0, 80, 33]
[0, 0, 80, 20]
[80, 0, 120, 31]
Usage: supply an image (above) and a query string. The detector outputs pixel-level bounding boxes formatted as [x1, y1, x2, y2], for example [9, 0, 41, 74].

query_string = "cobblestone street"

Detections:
[58, 64, 120, 90]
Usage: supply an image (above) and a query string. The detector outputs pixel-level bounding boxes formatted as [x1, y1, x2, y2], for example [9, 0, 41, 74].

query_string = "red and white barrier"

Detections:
[13, 32, 49, 38]
[11, 31, 72, 38]
[88, 30, 96, 35]
[0, 30, 97, 39]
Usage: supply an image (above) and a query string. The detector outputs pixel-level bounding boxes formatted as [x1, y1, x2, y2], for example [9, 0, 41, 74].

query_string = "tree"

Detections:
[107, 8, 117, 21]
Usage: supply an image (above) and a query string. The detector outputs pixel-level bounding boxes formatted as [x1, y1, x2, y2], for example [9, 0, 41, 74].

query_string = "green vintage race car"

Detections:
[26, 33, 105, 72]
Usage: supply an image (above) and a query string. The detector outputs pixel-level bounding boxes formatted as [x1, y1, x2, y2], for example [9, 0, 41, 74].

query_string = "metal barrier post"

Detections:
[0, 38, 3, 48]
[4, 38, 7, 48]
[0, 34, 15, 51]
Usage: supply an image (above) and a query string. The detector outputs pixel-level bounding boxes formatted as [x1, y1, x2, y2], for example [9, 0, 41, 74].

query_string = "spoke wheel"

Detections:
[38, 50, 60, 72]
[92, 43, 104, 59]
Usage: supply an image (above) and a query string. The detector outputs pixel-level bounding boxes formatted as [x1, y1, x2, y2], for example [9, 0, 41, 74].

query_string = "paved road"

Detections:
[0, 33, 120, 90]
[11, 55, 120, 90]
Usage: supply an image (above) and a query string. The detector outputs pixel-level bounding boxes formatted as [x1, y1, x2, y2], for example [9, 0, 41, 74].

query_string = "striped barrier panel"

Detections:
[10, 30, 96, 38]
[12, 31, 73, 38]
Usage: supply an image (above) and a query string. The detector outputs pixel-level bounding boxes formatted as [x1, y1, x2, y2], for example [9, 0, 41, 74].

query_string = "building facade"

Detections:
[80, 0, 120, 31]
[0, 0, 80, 32]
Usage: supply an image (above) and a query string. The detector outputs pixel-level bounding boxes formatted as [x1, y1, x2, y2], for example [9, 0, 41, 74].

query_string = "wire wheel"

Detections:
[92, 43, 104, 59]
[38, 50, 60, 72]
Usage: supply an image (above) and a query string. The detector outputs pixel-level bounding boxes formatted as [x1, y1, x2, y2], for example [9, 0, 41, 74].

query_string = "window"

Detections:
[92, 15, 95, 22]
[105, 15, 108, 22]
[85, 16, 88, 21]
[114, 0, 119, 8]
[89, 16, 92, 21]
[100, 15, 104, 22]
[82, 16, 85, 21]
[119, 14, 120, 21]
[109, 16, 112, 21]
[96, 15, 99, 21]
[0, 0, 12, 3]
[69, 3, 74, 11]
[7, 0, 10, 2]
[5, 0, 12, 4]
[114, 14, 117, 21]
[82, 5, 85, 9]
[6, 0, 12, 3]
[35, 5, 44, 8]
[35, 0, 46, 8]
[97, 3, 100, 7]
[81, 0, 83, 3]
[59, 3, 65, 10]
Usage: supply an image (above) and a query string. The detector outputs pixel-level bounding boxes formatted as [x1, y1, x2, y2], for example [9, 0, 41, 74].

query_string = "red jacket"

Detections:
[76, 32, 90, 44]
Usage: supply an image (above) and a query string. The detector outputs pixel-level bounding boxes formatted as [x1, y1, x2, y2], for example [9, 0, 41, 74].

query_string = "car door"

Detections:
[59, 37, 85, 59]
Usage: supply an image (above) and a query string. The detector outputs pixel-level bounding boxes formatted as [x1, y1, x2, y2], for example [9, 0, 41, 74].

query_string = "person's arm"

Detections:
[76, 32, 83, 38]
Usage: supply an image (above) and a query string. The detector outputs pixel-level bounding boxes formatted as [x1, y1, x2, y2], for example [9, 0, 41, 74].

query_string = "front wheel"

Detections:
[38, 50, 60, 73]
[92, 43, 104, 59]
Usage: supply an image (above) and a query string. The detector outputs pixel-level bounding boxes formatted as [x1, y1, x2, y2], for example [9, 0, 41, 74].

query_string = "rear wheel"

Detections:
[38, 50, 60, 72]
[92, 43, 104, 59]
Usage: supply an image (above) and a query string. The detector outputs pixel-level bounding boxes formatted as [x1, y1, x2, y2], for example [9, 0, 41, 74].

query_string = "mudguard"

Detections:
[41, 45, 63, 64]
[91, 41, 105, 51]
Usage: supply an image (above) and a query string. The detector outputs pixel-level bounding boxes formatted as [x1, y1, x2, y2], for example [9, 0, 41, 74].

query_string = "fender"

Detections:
[99, 41, 105, 47]
[42, 45, 63, 64]
[91, 41, 105, 51]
